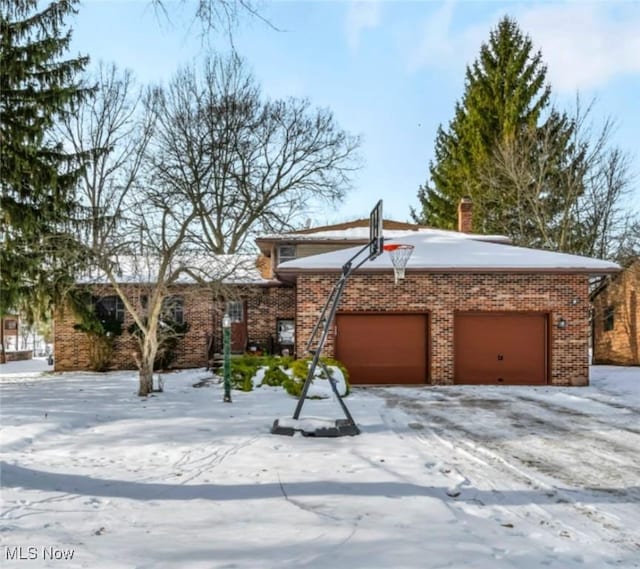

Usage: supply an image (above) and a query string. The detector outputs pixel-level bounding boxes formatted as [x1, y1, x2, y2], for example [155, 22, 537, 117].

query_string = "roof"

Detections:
[256, 219, 510, 254]
[78, 255, 275, 286]
[276, 232, 621, 276]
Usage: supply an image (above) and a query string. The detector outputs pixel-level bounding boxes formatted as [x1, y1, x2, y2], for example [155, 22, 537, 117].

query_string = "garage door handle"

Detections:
[497, 354, 504, 361]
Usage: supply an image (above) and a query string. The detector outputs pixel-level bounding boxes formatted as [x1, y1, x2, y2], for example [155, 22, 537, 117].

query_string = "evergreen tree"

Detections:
[412, 16, 551, 233]
[0, 0, 92, 319]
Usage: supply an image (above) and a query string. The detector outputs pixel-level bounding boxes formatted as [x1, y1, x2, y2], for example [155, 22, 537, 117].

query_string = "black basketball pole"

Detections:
[292, 244, 367, 421]
[272, 200, 384, 437]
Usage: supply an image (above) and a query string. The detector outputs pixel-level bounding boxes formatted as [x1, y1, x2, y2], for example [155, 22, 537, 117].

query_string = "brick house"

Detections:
[54, 200, 620, 384]
[272, 201, 619, 387]
[591, 257, 640, 366]
[54, 268, 297, 372]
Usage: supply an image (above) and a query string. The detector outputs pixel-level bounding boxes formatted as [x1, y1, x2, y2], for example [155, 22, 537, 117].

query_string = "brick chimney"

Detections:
[255, 253, 272, 279]
[457, 196, 473, 233]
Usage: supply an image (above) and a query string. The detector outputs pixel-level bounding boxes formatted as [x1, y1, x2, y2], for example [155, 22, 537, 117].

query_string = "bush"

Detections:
[69, 290, 123, 372]
[282, 376, 304, 397]
[221, 355, 350, 397]
[262, 365, 290, 387]
[284, 356, 351, 397]
[230, 359, 261, 391]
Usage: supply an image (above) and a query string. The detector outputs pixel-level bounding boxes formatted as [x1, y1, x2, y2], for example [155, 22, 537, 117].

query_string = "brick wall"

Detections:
[5, 350, 33, 362]
[247, 286, 296, 347]
[296, 272, 592, 386]
[592, 260, 640, 366]
[206, 285, 296, 355]
[54, 283, 295, 371]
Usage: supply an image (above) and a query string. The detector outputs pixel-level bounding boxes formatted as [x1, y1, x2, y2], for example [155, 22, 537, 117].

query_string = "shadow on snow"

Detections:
[2, 462, 638, 505]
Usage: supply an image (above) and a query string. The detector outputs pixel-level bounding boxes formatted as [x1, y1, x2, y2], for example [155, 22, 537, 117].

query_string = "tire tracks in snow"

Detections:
[395, 391, 640, 495]
[372, 389, 640, 553]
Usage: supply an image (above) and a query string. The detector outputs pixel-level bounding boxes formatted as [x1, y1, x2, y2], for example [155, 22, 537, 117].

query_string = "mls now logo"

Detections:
[4, 546, 75, 561]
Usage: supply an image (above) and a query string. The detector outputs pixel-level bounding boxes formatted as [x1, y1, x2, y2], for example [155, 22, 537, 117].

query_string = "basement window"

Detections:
[603, 306, 615, 332]
[278, 245, 296, 265]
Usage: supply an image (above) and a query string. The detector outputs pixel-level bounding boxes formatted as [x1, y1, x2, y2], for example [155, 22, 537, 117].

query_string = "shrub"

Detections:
[282, 376, 304, 397]
[220, 355, 350, 398]
[284, 356, 351, 397]
[262, 365, 290, 387]
[69, 289, 123, 372]
[229, 359, 260, 391]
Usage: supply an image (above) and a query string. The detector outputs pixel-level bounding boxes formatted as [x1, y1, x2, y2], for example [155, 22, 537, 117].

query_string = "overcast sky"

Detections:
[71, 0, 640, 224]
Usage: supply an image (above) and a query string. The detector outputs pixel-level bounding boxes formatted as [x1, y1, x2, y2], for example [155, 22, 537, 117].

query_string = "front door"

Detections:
[226, 301, 247, 353]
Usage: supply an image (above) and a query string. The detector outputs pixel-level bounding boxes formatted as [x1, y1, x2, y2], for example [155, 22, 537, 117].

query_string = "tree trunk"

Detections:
[0, 318, 5, 364]
[138, 361, 154, 396]
[138, 335, 158, 396]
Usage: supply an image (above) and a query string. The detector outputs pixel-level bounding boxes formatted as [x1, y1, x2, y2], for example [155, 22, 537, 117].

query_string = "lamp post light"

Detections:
[222, 313, 232, 403]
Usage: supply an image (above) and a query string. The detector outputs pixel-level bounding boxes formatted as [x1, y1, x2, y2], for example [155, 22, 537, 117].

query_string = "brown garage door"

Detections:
[455, 312, 547, 385]
[335, 314, 428, 385]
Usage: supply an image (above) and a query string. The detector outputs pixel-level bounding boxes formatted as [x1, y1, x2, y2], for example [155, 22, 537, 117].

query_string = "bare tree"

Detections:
[61, 56, 358, 395]
[59, 63, 151, 253]
[480, 99, 637, 259]
[570, 101, 635, 260]
[151, 0, 277, 37]
[59, 64, 201, 394]
[148, 54, 360, 254]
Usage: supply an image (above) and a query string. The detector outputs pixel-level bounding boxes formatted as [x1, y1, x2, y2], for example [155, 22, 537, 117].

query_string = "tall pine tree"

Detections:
[412, 16, 551, 233]
[1, 0, 92, 321]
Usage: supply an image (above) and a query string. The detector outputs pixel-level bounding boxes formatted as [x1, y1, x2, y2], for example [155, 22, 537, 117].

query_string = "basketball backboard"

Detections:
[369, 200, 384, 258]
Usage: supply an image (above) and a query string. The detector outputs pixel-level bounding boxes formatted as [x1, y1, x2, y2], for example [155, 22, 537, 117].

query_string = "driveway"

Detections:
[366, 370, 640, 555]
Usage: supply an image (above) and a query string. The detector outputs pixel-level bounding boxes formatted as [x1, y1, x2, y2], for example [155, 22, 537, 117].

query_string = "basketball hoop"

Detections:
[384, 244, 414, 284]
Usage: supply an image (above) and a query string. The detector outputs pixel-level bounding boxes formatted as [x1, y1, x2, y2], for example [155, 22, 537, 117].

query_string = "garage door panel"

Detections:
[344, 363, 425, 385]
[336, 314, 427, 385]
[455, 313, 547, 385]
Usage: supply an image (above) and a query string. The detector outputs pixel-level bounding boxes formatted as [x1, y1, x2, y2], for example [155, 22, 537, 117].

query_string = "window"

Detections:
[604, 306, 615, 332]
[163, 296, 185, 324]
[95, 296, 125, 322]
[226, 301, 244, 323]
[278, 245, 296, 265]
[4, 319, 17, 330]
[277, 319, 295, 345]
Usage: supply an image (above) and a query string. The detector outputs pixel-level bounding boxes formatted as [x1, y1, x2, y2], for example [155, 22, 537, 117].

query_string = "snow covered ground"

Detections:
[1, 362, 638, 568]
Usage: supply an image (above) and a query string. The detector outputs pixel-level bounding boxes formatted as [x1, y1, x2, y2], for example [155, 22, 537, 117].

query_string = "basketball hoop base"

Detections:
[271, 418, 360, 437]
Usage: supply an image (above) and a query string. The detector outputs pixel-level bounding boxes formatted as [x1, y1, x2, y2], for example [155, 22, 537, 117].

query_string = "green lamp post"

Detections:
[222, 313, 232, 402]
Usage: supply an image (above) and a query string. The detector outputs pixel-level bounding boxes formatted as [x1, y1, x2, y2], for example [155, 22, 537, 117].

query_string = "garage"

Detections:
[454, 312, 548, 385]
[335, 313, 428, 384]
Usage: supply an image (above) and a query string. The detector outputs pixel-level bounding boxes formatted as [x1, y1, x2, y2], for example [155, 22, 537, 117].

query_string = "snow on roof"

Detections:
[78, 254, 271, 285]
[277, 232, 621, 274]
[259, 226, 510, 243]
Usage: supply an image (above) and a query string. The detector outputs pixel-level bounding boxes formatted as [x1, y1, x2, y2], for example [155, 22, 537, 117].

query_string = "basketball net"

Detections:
[383, 244, 414, 284]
